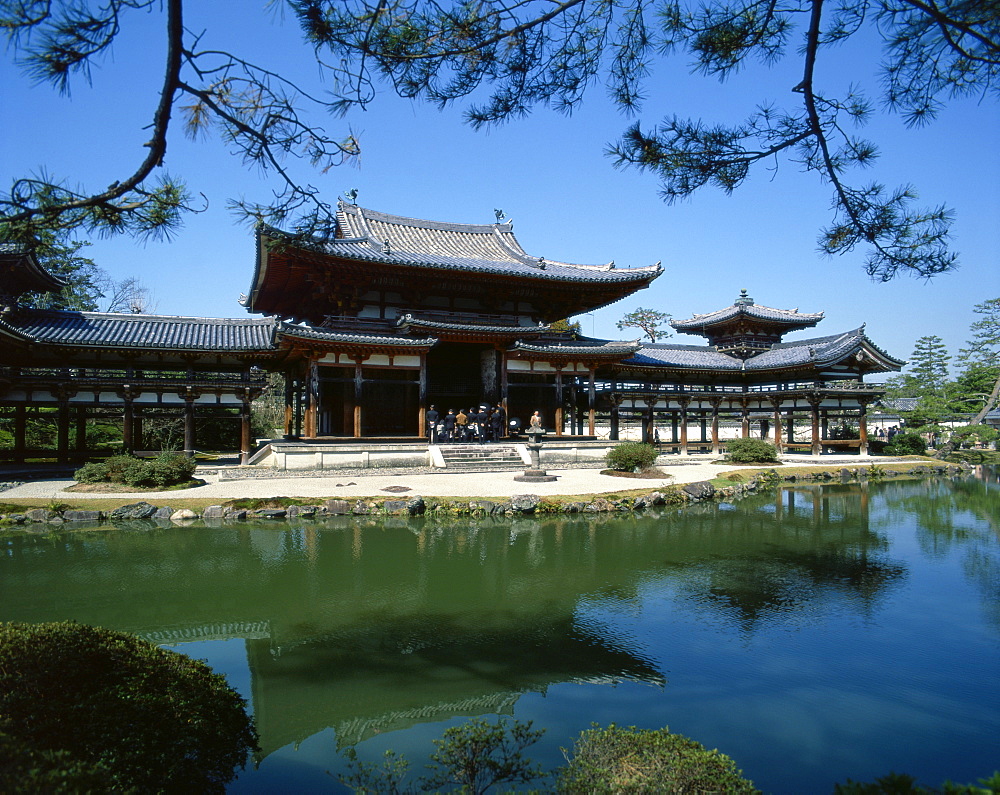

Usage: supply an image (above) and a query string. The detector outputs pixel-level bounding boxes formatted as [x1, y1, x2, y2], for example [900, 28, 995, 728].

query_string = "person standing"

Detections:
[455, 408, 468, 442]
[426, 405, 439, 443]
[442, 409, 457, 442]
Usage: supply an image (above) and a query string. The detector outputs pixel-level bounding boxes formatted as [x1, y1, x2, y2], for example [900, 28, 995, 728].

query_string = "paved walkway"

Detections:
[0, 455, 892, 502]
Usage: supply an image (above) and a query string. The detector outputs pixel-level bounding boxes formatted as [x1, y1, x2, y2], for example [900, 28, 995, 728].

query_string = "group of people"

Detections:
[427, 405, 506, 444]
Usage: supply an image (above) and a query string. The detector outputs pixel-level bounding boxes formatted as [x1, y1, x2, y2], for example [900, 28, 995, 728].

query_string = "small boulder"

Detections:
[224, 508, 248, 521]
[382, 500, 409, 515]
[250, 508, 287, 520]
[202, 505, 226, 519]
[171, 509, 198, 522]
[510, 494, 540, 514]
[25, 508, 58, 523]
[325, 499, 350, 515]
[108, 502, 159, 521]
[406, 496, 426, 516]
[681, 481, 715, 502]
[63, 510, 103, 522]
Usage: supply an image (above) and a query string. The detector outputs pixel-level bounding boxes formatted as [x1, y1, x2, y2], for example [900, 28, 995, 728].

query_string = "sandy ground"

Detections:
[0, 455, 891, 502]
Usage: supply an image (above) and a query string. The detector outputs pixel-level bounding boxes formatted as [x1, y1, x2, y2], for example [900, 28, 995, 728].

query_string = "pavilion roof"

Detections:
[0, 243, 66, 298]
[671, 289, 824, 334]
[276, 322, 437, 348]
[623, 328, 904, 373]
[10, 309, 279, 351]
[244, 203, 662, 320]
[510, 338, 643, 358]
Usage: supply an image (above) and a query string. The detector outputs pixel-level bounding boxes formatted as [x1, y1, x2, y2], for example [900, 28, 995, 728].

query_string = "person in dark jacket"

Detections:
[426, 405, 439, 443]
[489, 406, 504, 441]
[442, 409, 457, 442]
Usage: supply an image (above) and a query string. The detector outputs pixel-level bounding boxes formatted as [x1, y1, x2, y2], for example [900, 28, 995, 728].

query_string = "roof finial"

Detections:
[344, 188, 359, 205]
[494, 208, 505, 223]
[735, 288, 754, 306]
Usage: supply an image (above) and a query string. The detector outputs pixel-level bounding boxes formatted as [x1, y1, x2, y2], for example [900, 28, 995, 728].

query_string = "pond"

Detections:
[2, 471, 998, 793]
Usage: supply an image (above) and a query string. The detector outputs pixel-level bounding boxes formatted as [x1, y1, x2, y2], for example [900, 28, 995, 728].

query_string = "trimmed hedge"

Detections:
[606, 442, 658, 472]
[725, 437, 778, 463]
[0, 621, 258, 793]
[884, 432, 927, 456]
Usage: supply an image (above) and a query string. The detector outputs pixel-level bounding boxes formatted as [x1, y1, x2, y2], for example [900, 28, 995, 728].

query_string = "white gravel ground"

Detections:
[0, 455, 892, 501]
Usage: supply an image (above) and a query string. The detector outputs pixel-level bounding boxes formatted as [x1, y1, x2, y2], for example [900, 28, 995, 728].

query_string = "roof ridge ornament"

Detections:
[494, 208, 505, 223]
[344, 188, 358, 205]
[735, 288, 754, 306]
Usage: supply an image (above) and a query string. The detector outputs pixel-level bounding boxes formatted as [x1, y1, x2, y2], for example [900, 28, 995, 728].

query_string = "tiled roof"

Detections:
[277, 322, 437, 347]
[263, 203, 662, 285]
[12, 310, 278, 351]
[512, 338, 643, 356]
[672, 290, 823, 331]
[623, 328, 904, 372]
[396, 314, 548, 335]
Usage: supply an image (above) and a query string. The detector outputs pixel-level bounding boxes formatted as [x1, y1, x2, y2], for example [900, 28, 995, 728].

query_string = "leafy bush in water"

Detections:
[557, 724, 759, 794]
[834, 770, 1000, 793]
[0, 621, 258, 793]
[73, 452, 196, 487]
[726, 437, 778, 463]
[606, 442, 658, 472]
[884, 431, 927, 456]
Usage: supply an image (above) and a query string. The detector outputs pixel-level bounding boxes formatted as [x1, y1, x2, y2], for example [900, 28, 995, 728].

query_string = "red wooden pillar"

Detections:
[554, 368, 564, 436]
[810, 399, 821, 456]
[587, 366, 596, 437]
[418, 352, 427, 440]
[240, 393, 253, 464]
[679, 398, 689, 455]
[353, 357, 363, 438]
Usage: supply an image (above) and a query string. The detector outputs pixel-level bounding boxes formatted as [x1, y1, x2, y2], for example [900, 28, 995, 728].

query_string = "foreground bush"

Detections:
[74, 451, 197, 487]
[606, 442, 658, 472]
[0, 621, 258, 793]
[558, 724, 759, 794]
[884, 432, 927, 456]
[725, 437, 778, 463]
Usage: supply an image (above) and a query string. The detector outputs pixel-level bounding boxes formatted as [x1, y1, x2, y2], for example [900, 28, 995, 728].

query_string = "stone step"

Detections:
[436, 444, 525, 470]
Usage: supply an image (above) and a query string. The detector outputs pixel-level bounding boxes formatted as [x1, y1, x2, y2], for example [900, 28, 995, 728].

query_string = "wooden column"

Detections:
[772, 400, 782, 453]
[183, 399, 196, 457]
[711, 400, 721, 455]
[787, 409, 795, 445]
[123, 398, 134, 453]
[679, 399, 689, 455]
[859, 400, 870, 455]
[283, 370, 295, 438]
[418, 352, 427, 439]
[610, 394, 620, 441]
[132, 407, 143, 451]
[587, 367, 596, 437]
[554, 369, 564, 436]
[240, 394, 253, 465]
[56, 398, 70, 464]
[646, 396, 655, 445]
[303, 359, 319, 439]
[810, 400, 821, 456]
[353, 358, 363, 438]
[741, 402, 750, 438]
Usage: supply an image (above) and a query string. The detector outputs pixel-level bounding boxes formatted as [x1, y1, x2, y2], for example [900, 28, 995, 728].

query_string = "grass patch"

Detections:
[64, 479, 205, 493]
[222, 497, 308, 509]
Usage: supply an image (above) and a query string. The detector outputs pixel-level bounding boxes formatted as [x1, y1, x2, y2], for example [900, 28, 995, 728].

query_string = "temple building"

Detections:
[0, 202, 904, 464]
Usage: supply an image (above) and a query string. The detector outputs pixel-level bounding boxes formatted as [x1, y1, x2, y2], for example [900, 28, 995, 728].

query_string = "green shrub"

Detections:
[725, 437, 778, 463]
[557, 724, 759, 794]
[884, 432, 927, 456]
[72, 461, 109, 483]
[0, 621, 258, 793]
[606, 442, 658, 472]
[834, 770, 1000, 793]
[72, 452, 197, 488]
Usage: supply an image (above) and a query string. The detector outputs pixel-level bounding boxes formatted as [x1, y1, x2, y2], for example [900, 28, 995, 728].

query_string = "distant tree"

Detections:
[936, 298, 1000, 458]
[617, 307, 672, 343]
[1, 0, 359, 247]
[550, 318, 583, 336]
[100, 276, 157, 314]
[291, 0, 999, 280]
[908, 335, 951, 398]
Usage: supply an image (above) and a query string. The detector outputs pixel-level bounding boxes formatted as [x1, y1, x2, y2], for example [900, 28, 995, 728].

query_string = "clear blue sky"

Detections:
[3, 3, 998, 376]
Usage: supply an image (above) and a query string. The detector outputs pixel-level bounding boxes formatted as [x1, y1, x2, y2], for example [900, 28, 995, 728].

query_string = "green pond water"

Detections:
[2, 472, 998, 793]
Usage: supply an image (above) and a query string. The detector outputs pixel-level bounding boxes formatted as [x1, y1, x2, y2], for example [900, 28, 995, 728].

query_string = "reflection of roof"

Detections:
[672, 290, 823, 332]
[11, 309, 278, 350]
[624, 328, 904, 372]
